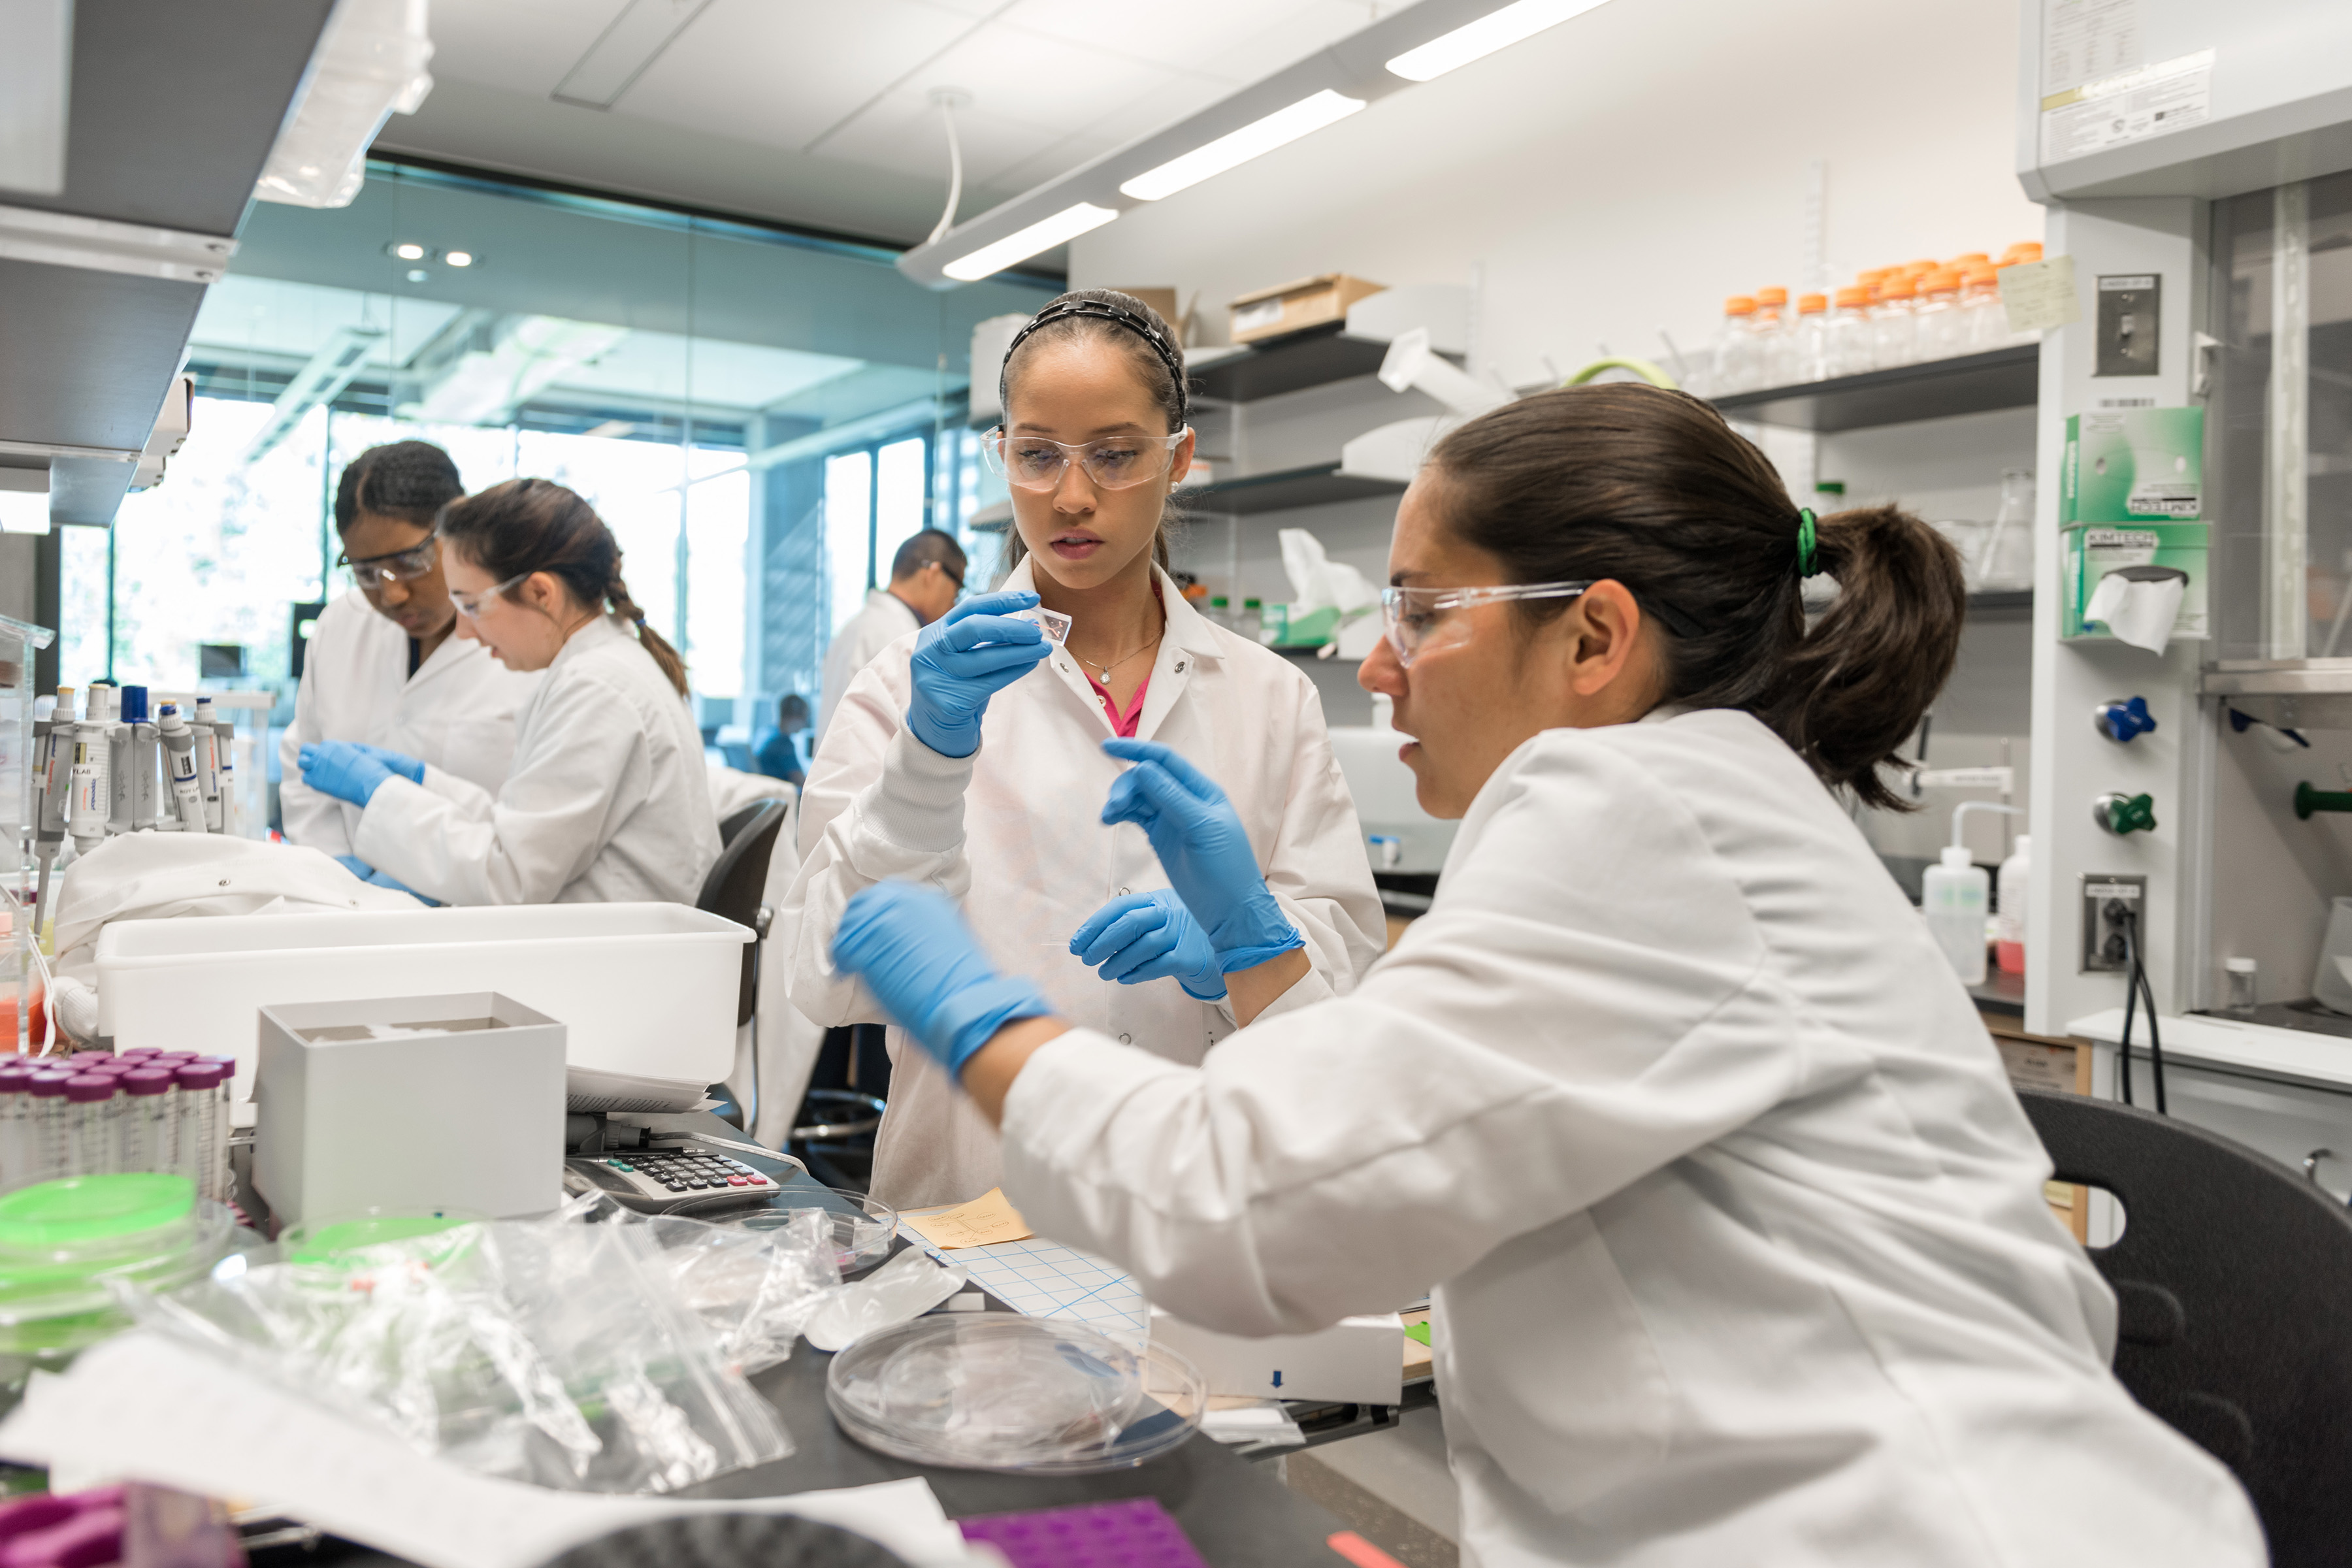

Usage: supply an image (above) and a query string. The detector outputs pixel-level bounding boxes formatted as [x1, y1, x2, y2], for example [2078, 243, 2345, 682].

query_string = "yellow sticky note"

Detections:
[1999, 255, 2081, 335]
[900, 1186, 1034, 1250]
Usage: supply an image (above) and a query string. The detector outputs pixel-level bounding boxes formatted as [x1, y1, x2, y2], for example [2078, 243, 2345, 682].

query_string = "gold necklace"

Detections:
[1077, 632, 1160, 682]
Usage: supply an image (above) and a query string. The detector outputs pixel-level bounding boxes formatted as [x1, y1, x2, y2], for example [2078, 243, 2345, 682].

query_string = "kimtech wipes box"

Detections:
[2062, 522, 2210, 645]
[2062, 408, 2203, 523]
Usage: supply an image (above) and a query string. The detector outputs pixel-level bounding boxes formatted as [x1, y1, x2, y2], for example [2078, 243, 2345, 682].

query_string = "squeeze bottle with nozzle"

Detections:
[157, 703, 208, 833]
[1922, 802, 2022, 985]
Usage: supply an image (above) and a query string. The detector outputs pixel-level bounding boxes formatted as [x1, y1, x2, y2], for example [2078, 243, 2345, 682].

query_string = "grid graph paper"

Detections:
[945, 1236, 1145, 1336]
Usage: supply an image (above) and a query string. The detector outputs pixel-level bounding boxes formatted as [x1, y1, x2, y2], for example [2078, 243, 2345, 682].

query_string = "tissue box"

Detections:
[253, 992, 566, 1226]
[2062, 408, 2203, 522]
[1149, 1307, 1404, 1404]
[2061, 522, 2209, 643]
[1228, 274, 1385, 345]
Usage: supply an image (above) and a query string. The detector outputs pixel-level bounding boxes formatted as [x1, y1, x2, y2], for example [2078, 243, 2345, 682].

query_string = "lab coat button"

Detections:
[1117, 887, 1130, 896]
[1118, 1033, 1134, 1044]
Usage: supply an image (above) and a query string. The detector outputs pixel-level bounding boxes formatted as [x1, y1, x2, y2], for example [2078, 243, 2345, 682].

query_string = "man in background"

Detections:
[815, 529, 964, 747]
[754, 694, 811, 787]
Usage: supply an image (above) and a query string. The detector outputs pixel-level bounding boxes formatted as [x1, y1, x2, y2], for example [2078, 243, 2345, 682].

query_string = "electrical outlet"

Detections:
[2080, 874, 2148, 973]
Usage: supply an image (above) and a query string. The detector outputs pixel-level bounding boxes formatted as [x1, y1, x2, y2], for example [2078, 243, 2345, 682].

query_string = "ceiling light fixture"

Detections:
[391, 242, 426, 261]
[442, 250, 474, 267]
[1119, 91, 1366, 202]
[944, 203, 1120, 283]
[1385, 0, 1612, 81]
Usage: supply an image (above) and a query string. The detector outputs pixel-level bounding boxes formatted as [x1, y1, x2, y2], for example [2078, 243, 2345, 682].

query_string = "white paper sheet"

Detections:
[0, 1333, 981, 1568]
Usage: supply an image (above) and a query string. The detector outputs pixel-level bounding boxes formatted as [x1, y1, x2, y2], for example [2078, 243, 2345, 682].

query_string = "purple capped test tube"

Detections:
[63, 1075, 120, 1177]
[118, 1069, 176, 1176]
[171, 1061, 229, 1202]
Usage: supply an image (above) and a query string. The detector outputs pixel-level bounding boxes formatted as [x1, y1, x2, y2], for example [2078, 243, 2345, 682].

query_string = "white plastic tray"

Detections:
[95, 902, 749, 1100]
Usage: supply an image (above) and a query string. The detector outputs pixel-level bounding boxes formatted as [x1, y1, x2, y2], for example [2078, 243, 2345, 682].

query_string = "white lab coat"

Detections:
[278, 588, 542, 857]
[1000, 708, 2264, 1568]
[781, 559, 1386, 1210]
[353, 615, 721, 908]
[815, 589, 919, 747]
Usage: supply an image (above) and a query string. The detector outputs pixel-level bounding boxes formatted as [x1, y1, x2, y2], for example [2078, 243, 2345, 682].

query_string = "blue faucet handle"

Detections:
[2095, 695, 2157, 743]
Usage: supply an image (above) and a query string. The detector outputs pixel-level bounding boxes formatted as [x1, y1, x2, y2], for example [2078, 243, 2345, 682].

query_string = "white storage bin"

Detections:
[95, 902, 749, 1103]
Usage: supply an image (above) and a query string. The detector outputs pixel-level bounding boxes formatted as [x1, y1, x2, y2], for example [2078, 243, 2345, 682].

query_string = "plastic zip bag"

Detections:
[626, 1206, 839, 1377]
[803, 1249, 968, 1354]
[123, 1202, 793, 1494]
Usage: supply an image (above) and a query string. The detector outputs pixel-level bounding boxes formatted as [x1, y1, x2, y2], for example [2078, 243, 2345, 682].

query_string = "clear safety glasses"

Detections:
[449, 568, 533, 620]
[981, 427, 1189, 492]
[338, 536, 441, 587]
[1379, 580, 1593, 668]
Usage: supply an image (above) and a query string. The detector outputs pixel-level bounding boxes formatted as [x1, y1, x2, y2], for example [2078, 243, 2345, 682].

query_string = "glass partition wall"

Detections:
[55, 161, 1055, 813]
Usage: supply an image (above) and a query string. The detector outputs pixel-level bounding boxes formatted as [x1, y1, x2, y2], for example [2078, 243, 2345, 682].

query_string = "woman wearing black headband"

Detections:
[779, 289, 1384, 1209]
[828, 385, 2262, 1565]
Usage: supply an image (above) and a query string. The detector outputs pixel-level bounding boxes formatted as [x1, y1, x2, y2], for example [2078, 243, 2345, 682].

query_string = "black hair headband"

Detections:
[998, 297, 1188, 426]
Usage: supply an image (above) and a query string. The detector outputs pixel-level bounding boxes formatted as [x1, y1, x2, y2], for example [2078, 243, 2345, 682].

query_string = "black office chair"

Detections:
[2017, 1087, 2352, 1566]
[696, 798, 789, 1129]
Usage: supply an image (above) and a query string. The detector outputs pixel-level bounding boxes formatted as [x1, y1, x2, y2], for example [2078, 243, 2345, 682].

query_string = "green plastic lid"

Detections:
[285, 1211, 479, 1266]
[0, 1173, 193, 1251]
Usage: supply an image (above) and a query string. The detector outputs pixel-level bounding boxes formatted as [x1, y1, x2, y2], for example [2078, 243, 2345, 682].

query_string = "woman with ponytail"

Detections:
[297, 478, 721, 907]
[825, 385, 2262, 1565]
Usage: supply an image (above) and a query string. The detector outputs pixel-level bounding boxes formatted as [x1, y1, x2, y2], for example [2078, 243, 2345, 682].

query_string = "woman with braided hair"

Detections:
[297, 477, 720, 907]
[280, 442, 541, 875]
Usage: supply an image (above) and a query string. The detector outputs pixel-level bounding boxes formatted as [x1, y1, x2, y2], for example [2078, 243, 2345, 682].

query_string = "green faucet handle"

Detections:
[2094, 791, 2157, 836]
[2296, 783, 2352, 820]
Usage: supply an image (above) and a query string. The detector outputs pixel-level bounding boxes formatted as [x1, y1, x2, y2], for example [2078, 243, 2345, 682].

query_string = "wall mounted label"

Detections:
[2000, 256, 2081, 335]
[2095, 274, 2161, 377]
[2042, 50, 2213, 164]
[2042, 0, 2140, 101]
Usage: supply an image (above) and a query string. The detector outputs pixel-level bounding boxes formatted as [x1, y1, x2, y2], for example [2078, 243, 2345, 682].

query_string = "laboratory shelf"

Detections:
[1187, 323, 1396, 402]
[1186, 461, 1407, 515]
[1709, 344, 2041, 433]
[1967, 589, 2034, 617]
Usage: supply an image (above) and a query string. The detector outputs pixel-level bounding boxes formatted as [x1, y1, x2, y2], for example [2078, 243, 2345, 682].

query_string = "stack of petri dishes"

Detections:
[0, 1173, 236, 1419]
[827, 1314, 1205, 1475]
[730, 1186, 895, 1274]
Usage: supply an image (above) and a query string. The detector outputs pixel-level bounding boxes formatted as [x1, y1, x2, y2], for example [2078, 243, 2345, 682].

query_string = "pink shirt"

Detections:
[1086, 670, 1151, 738]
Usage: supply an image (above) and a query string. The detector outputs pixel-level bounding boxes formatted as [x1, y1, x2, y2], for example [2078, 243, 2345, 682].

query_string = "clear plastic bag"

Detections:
[124, 1201, 794, 1494]
[629, 1206, 839, 1377]
[802, 1247, 967, 1354]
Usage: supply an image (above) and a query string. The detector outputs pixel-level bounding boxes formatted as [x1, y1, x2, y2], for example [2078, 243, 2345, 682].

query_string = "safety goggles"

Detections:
[338, 536, 441, 587]
[449, 568, 533, 620]
[1379, 580, 1593, 668]
[982, 427, 1189, 493]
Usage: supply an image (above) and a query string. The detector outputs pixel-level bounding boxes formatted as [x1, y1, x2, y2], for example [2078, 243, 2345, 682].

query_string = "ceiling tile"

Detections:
[998, 0, 1364, 80]
[598, 0, 979, 149]
[425, 0, 638, 96]
[818, 90, 1068, 188]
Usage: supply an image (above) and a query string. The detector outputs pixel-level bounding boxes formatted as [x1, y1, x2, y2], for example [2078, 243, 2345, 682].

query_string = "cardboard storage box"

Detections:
[1228, 274, 1385, 345]
[2061, 408, 2203, 522]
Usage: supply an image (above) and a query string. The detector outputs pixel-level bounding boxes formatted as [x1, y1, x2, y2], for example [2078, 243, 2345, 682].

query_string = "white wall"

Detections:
[1073, 0, 2041, 388]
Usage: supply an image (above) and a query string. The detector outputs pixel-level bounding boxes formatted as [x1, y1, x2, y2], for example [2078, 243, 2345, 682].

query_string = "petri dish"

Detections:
[827, 1314, 1204, 1475]
[281, 1207, 487, 1268]
[731, 1188, 894, 1273]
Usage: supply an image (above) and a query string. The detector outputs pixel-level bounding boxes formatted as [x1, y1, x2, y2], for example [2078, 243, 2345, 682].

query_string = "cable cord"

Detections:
[926, 95, 965, 246]
[2116, 913, 2168, 1115]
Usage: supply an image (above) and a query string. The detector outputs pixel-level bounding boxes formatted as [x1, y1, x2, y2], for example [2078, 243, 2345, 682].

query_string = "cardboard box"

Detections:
[2061, 408, 2203, 522]
[1228, 274, 1386, 346]
[1149, 1306, 1405, 1404]
[2061, 521, 2210, 642]
[253, 991, 566, 1226]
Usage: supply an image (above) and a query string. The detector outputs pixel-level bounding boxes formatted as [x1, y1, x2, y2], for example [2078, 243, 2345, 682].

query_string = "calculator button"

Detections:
[664, 1182, 687, 1192]
[727, 1176, 749, 1186]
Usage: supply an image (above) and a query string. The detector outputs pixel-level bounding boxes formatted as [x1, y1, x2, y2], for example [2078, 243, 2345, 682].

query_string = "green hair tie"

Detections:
[1795, 508, 1821, 578]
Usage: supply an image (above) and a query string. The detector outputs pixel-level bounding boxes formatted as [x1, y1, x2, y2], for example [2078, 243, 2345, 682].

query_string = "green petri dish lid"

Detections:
[284, 1211, 480, 1266]
[0, 1174, 194, 1252]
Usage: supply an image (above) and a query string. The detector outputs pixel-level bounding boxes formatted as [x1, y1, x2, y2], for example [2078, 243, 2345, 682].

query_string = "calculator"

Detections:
[562, 1147, 791, 1215]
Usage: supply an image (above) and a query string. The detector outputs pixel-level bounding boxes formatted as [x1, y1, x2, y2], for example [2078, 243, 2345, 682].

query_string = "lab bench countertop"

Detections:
[260, 1111, 1354, 1568]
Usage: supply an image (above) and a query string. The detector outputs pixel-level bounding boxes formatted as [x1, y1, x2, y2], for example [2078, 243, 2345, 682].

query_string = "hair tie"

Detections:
[1795, 508, 1821, 578]
[630, 610, 646, 625]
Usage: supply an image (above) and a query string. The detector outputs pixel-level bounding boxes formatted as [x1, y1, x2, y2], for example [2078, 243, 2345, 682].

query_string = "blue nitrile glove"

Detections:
[298, 740, 397, 808]
[367, 868, 440, 907]
[905, 590, 1054, 759]
[333, 855, 374, 880]
[1071, 889, 1226, 1001]
[350, 743, 425, 785]
[1100, 739, 1303, 973]
[831, 881, 1054, 1077]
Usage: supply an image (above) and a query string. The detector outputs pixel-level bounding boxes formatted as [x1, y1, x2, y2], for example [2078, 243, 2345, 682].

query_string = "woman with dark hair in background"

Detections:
[280, 441, 540, 879]
[828, 385, 2263, 1566]
[297, 478, 719, 907]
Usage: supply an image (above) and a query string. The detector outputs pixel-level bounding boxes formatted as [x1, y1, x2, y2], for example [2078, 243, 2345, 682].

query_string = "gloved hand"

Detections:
[905, 590, 1053, 759]
[333, 854, 374, 880]
[367, 867, 440, 907]
[1100, 739, 1303, 973]
[350, 743, 425, 785]
[298, 740, 398, 808]
[832, 881, 1054, 1077]
[1070, 889, 1226, 1000]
